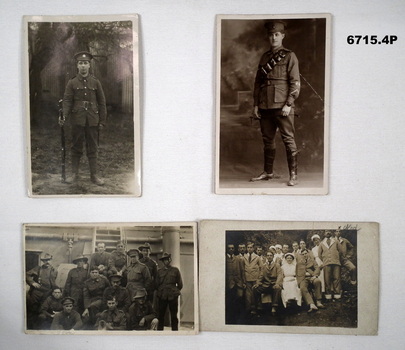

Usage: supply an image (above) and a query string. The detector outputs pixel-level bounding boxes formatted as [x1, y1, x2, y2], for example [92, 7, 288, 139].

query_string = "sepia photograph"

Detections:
[199, 220, 378, 335]
[215, 14, 331, 195]
[24, 15, 141, 197]
[23, 223, 198, 334]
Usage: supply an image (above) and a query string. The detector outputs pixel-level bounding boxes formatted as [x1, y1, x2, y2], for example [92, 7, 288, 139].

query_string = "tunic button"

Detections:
[84, 93, 87, 96]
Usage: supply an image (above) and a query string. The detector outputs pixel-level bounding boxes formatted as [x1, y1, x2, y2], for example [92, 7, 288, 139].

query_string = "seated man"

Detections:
[51, 297, 83, 331]
[102, 274, 131, 313]
[296, 249, 325, 312]
[128, 289, 158, 330]
[38, 286, 63, 329]
[95, 296, 127, 331]
[253, 251, 282, 315]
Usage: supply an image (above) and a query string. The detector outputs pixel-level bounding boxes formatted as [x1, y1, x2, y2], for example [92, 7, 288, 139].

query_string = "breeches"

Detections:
[71, 125, 98, 158]
[157, 297, 179, 330]
[259, 109, 297, 153]
[298, 278, 322, 305]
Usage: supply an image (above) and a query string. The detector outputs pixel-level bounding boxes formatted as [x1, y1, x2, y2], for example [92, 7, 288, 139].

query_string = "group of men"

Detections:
[26, 241, 183, 331]
[226, 229, 356, 323]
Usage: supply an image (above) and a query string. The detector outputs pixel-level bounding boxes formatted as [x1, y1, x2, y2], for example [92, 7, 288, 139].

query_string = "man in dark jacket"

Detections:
[64, 255, 88, 314]
[61, 51, 107, 186]
[128, 289, 158, 330]
[51, 297, 83, 331]
[156, 252, 183, 331]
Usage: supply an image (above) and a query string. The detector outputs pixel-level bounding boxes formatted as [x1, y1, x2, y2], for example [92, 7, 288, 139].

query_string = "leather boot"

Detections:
[65, 156, 80, 184]
[287, 150, 298, 186]
[250, 149, 276, 182]
[89, 158, 104, 186]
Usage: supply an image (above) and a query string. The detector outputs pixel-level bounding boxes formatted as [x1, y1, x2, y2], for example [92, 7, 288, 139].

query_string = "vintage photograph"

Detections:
[215, 14, 331, 194]
[24, 223, 198, 334]
[24, 15, 141, 197]
[199, 221, 378, 335]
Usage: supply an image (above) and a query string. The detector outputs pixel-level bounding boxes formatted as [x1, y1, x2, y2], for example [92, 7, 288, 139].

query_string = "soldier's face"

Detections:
[90, 270, 99, 279]
[325, 231, 331, 238]
[141, 248, 149, 257]
[162, 258, 171, 267]
[77, 60, 90, 76]
[97, 243, 106, 253]
[107, 300, 117, 310]
[292, 243, 299, 251]
[269, 31, 285, 48]
[227, 245, 235, 255]
[256, 247, 263, 256]
[130, 254, 139, 263]
[76, 260, 85, 268]
[266, 252, 274, 261]
[117, 244, 125, 252]
[111, 279, 121, 288]
[300, 241, 306, 249]
[247, 245, 254, 254]
[52, 289, 62, 299]
[282, 245, 289, 253]
[63, 303, 73, 313]
[136, 297, 146, 305]
[335, 231, 341, 238]
[238, 245, 246, 254]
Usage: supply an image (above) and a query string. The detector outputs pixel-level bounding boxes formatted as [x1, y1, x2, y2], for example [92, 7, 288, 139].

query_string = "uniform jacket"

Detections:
[156, 265, 183, 301]
[64, 267, 87, 299]
[128, 300, 157, 330]
[318, 238, 342, 266]
[51, 310, 83, 330]
[296, 253, 321, 285]
[125, 262, 152, 290]
[26, 264, 57, 292]
[102, 286, 131, 312]
[63, 74, 107, 127]
[253, 46, 300, 109]
[243, 252, 263, 282]
[83, 276, 110, 308]
[90, 251, 111, 270]
[96, 309, 127, 330]
[108, 250, 127, 275]
[140, 256, 158, 281]
[337, 237, 354, 259]
[39, 295, 63, 318]
[226, 254, 245, 290]
[257, 260, 283, 288]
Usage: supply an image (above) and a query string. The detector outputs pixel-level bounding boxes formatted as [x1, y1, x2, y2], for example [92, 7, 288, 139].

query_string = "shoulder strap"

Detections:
[259, 49, 287, 75]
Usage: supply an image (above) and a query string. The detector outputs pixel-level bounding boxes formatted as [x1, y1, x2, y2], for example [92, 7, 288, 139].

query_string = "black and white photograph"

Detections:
[24, 223, 198, 334]
[199, 221, 378, 335]
[215, 14, 331, 194]
[24, 15, 141, 197]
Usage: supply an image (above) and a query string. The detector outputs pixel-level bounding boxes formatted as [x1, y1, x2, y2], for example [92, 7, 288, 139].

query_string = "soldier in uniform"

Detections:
[124, 249, 152, 301]
[250, 21, 301, 186]
[108, 241, 127, 278]
[102, 274, 131, 314]
[138, 242, 158, 303]
[89, 242, 111, 277]
[128, 289, 158, 331]
[38, 286, 64, 329]
[335, 229, 357, 285]
[61, 51, 107, 186]
[64, 255, 89, 314]
[51, 297, 83, 331]
[26, 253, 58, 329]
[95, 296, 127, 331]
[156, 252, 183, 331]
[82, 266, 110, 327]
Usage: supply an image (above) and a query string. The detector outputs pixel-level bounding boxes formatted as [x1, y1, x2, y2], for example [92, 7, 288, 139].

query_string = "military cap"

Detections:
[139, 242, 152, 251]
[74, 51, 93, 61]
[264, 20, 286, 34]
[62, 297, 75, 305]
[127, 248, 143, 259]
[134, 288, 147, 299]
[40, 253, 53, 261]
[159, 252, 171, 261]
[72, 255, 88, 264]
[108, 274, 123, 281]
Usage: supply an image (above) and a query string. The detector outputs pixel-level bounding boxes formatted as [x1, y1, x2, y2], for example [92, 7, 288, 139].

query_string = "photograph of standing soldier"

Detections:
[250, 21, 300, 186]
[139, 242, 158, 303]
[64, 255, 89, 314]
[60, 51, 107, 186]
[156, 252, 183, 331]
[335, 229, 357, 285]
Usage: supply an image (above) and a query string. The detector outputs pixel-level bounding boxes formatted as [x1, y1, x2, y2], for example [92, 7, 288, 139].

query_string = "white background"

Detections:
[0, 0, 404, 349]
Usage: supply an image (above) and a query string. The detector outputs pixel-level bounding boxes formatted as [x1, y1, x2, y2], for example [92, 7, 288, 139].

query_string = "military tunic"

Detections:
[139, 256, 158, 300]
[89, 251, 111, 277]
[64, 267, 88, 312]
[83, 275, 110, 325]
[51, 310, 83, 330]
[96, 309, 127, 330]
[102, 286, 131, 312]
[108, 250, 127, 276]
[128, 300, 157, 330]
[125, 262, 152, 300]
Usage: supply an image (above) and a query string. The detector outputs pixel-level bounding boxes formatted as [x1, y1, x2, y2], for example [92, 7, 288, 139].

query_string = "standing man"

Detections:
[64, 255, 89, 314]
[335, 229, 357, 285]
[124, 249, 152, 301]
[139, 242, 158, 303]
[226, 244, 246, 324]
[89, 242, 111, 277]
[108, 241, 127, 278]
[156, 253, 183, 331]
[250, 21, 301, 186]
[61, 51, 107, 186]
[318, 230, 343, 300]
[243, 242, 263, 316]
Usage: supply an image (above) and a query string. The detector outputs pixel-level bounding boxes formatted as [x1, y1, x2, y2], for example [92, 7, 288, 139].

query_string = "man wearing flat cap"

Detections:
[64, 255, 89, 314]
[250, 20, 301, 186]
[128, 288, 158, 330]
[139, 242, 158, 302]
[156, 252, 183, 331]
[51, 297, 83, 331]
[61, 50, 107, 186]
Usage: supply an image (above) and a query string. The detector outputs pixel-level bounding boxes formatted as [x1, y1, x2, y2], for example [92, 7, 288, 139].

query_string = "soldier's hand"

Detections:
[82, 309, 89, 318]
[58, 117, 65, 127]
[106, 322, 114, 330]
[282, 104, 291, 116]
[139, 318, 145, 327]
[253, 106, 261, 120]
[32, 282, 41, 289]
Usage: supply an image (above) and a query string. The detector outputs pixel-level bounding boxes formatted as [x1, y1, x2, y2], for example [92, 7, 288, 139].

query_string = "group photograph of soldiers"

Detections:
[24, 224, 197, 333]
[226, 227, 357, 327]
[26, 15, 140, 196]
